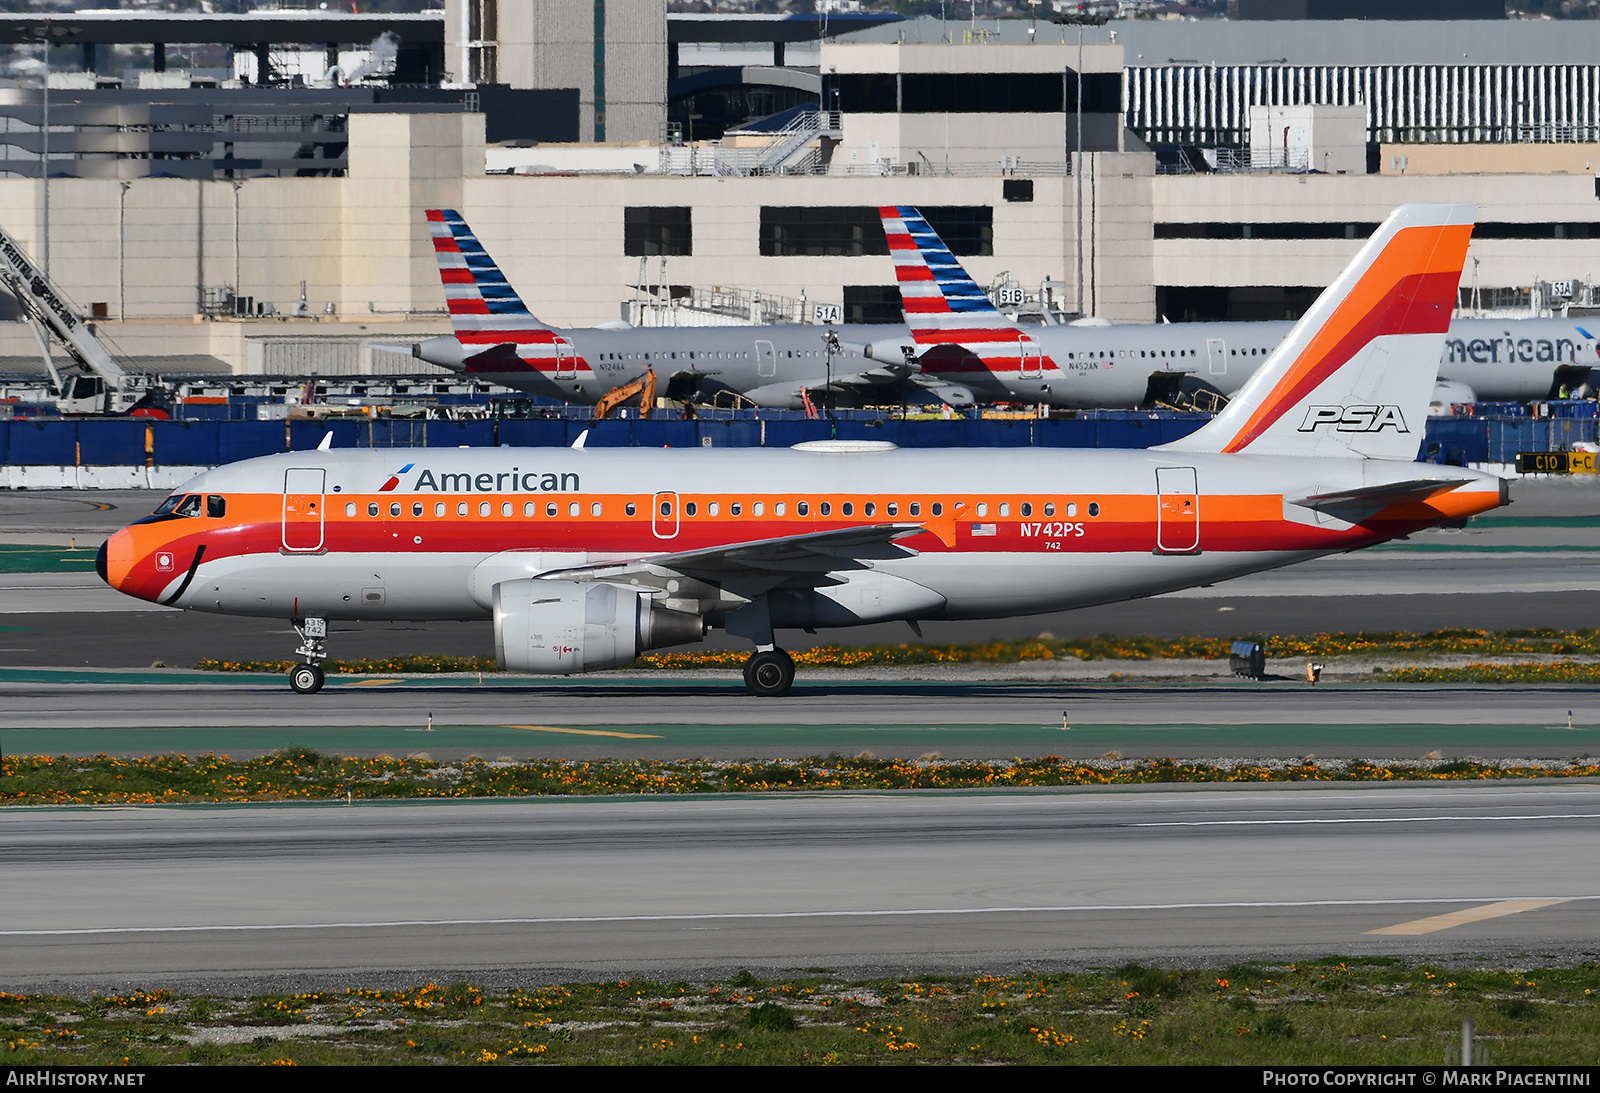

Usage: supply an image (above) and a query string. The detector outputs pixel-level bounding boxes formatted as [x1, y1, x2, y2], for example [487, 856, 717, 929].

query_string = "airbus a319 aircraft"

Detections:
[878, 204, 1600, 408]
[99, 204, 1505, 696]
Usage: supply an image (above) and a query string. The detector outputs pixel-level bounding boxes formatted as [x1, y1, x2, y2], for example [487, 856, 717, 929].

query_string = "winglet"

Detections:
[571, 428, 589, 450]
[317, 430, 333, 451]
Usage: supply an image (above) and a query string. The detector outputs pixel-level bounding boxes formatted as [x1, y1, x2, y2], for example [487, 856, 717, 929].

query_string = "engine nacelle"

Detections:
[493, 579, 704, 674]
[863, 337, 920, 365]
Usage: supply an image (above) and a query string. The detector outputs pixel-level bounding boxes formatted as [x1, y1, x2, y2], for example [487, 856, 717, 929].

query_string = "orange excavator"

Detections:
[592, 368, 657, 420]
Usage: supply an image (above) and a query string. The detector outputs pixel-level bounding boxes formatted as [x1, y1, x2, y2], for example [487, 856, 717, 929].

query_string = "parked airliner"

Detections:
[100, 204, 1504, 696]
[410, 209, 974, 408]
[877, 203, 1600, 408]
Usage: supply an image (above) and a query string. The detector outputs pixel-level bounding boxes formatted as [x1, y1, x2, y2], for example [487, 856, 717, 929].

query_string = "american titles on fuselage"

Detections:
[1444, 336, 1580, 365]
[407, 468, 582, 493]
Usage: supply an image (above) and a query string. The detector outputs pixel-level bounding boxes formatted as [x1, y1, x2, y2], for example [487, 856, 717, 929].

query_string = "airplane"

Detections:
[873, 204, 1600, 409]
[409, 209, 973, 410]
[98, 203, 1505, 697]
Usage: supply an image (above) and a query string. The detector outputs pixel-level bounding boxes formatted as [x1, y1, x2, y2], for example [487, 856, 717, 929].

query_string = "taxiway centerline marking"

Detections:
[505, 724, 664, 739]
[3, 896, 1596, 938]
[1364, 898, 1570, 935]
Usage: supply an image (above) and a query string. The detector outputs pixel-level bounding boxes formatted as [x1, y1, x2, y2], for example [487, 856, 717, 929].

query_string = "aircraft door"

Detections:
[1155, 467, 1200, 555]
[1018, 336, 1042, 379]
[652, 491, 680, 539]
[282, 468, 326, 553]
[755, 340, 776, 378]
[553, 337, 577, 380]
[1206, 338, 1226, 376]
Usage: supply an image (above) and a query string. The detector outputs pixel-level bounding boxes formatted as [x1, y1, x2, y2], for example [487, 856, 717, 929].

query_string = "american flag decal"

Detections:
[970, 523, 998, 537]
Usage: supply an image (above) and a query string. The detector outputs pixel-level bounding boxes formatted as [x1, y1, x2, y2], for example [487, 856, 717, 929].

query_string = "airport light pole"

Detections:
[1052, 9, 1108, 319]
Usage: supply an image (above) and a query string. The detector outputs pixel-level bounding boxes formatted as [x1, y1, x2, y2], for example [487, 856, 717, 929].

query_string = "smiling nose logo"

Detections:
[156, 552, 174, 571]
[379, 463, 415, 492]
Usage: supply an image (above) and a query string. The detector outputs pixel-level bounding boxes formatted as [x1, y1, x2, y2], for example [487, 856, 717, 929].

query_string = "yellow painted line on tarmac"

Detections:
[340, 679, 405, 687]
[1364, 899, 1569, 935]
[506, 724, 664, 740]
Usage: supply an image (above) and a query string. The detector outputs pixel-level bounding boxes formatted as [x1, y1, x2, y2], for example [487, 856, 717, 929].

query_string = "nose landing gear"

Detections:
[743, 648, 795, 697]
[288, 617, 328, 694]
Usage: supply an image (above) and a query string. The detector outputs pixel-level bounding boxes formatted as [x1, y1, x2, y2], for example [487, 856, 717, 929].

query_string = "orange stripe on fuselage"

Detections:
[105, 485, 1503, 607]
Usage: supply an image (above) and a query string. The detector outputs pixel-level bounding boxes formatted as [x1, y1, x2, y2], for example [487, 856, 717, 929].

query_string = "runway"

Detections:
[1, 782, 1595, 990]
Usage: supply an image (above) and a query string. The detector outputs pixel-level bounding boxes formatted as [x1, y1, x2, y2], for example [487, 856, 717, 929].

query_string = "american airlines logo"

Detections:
[1297, 405, 1410, 434]
[379, 463, 415, 492]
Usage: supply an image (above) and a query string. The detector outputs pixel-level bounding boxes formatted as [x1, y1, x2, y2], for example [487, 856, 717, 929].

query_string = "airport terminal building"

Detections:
[0, 6, 1598, 373]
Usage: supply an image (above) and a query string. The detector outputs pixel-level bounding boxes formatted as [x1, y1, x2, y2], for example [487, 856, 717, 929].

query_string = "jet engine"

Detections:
[492, 579, 704, 674]
[863, 338, 919, 364]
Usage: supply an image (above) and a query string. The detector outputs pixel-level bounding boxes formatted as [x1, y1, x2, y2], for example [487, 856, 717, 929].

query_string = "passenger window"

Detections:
[568, 501, 579, 517]
[591, 502, 602, 516]
[976, 503, 988, 517]
[660, 500, 672, 516]
[412, 502, 423, 517]
[932, 503, 942, 516]
[1021, 503, 1032, 517]
[731, 502, 742, 516]
[1044, 502, 1055, 516]
[887, 502, 898, 516]
[841, 502, 853, 516]
[345, 502, 356, 517]
[797, 501, 808, 516]
[820, 502, 831, 516]
[547, 502, 557, 517]
[865, 502, 876, 517]
[1088, 503, 1100, 517]
[756, 501, 767, 516]
[503, 502, 513, 517]
[525, 501, 536, 517]
[435, 502, 445, 517]
[626, 502, 637, 516]
[685, 502, 698, 516]
[708, 502, 719, 516]
[999, 502, 1010, 517]
[457, 502, 468, 516]
[207, 495, 226, 518]
[389, 502, 401, 517]
[368, 502, 378, 517]
[478, 501, 490, 517]
[773, 502, 783, 516]
[910, 502, 920, 516]
[1064, 503, 1076, 517]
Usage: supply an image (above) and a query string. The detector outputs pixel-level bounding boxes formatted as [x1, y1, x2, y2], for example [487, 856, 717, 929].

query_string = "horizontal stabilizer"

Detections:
[1289, 478, 1472, 511]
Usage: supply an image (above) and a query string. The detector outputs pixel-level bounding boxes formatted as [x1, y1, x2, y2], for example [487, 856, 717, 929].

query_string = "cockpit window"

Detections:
[152, 495, 187, 516]
[206, 495, 226, 518]
[174, 495, 203, 517]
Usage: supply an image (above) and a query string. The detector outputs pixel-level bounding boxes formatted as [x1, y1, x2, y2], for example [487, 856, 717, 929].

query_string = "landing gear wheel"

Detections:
[288, 662, 325, 695]
[744, 649, 794, 697]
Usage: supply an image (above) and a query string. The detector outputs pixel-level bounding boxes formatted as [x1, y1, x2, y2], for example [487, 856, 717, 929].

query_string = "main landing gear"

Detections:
[288, 616, 328, 694]
[743, 648, 795, 697]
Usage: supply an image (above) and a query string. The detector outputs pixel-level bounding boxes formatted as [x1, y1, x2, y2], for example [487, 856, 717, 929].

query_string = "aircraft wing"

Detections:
[1288, 478, 1474, 512]
[542, 523, 927, 586]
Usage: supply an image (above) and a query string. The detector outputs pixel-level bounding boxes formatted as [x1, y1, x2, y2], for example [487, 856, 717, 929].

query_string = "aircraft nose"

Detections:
[95, 539, 108, 584]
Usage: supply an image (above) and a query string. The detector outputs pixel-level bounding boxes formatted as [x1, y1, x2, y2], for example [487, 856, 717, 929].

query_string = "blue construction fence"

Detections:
[0, 410, 1589, 466]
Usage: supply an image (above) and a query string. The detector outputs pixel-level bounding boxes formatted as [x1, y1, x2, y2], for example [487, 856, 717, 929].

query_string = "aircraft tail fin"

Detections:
[425, 209, 547, 332]
[880, 205, 1031, 368]
[1161, 203, 1475, 461]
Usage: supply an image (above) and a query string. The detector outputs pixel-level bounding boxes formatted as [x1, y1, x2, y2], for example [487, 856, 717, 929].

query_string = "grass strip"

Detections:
[191, 628, 1600, 675]
[1378, 661, 1600, 683]
[0, 963, 1595, 1065]
[3, 751, 1598, 806]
